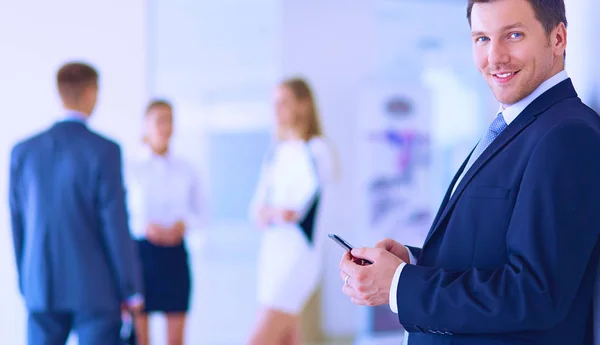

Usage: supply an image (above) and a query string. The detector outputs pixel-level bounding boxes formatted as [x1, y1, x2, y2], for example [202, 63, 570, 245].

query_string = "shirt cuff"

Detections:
[127, 293, 144, 307]
[408, 249, 418, 265]
[389, 262, 407, 314]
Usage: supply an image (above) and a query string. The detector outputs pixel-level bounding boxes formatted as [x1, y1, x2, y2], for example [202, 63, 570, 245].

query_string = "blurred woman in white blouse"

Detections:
[247, 78, 337, 345]
[125, 99, 203, 345]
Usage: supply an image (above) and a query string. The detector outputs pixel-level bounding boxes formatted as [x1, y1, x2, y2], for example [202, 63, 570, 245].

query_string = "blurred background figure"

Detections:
[247, 78, 336, 345]
[9, 62, 143, 345]
[125, 99, 205, 345]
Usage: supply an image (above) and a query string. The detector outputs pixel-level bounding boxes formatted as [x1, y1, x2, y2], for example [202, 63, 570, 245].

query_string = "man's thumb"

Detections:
[375, 238, 392, 250]
[351, 247, 376, 261]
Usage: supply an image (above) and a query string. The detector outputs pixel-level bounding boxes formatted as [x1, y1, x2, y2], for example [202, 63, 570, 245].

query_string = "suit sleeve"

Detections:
[8, 145, 24, 294]
[97, 143, 143, 301]
[395, 120, 600, 334]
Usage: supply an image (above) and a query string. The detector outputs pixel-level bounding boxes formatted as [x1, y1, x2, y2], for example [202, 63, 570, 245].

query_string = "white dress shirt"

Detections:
[125, 146, 205, 240]
[388, 70, 570, 329]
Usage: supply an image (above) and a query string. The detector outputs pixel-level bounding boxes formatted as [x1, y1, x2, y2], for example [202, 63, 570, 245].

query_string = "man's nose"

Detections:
[488, 41, 511, 67]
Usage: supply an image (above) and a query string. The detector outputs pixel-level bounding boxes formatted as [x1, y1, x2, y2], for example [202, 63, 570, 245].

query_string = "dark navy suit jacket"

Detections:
[9, 118, 143, 312]
[397, 79, 600, 345]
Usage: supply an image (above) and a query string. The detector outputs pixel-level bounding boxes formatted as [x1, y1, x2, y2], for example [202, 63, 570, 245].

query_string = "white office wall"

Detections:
[0, 1, 148, 343]
[565, 0, 599, 104]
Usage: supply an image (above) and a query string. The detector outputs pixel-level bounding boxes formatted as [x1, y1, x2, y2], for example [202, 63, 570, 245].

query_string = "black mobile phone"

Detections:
[328, 233, 373, 265]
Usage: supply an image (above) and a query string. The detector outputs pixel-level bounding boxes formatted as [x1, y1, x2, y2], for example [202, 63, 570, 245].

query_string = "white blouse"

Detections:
[249, 136, 336, 223]
[125, 146, 205, 240]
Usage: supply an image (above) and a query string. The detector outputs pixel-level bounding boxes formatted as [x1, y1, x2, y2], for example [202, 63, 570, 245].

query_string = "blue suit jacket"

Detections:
[397, 79, 600, 345]
[9, 120, 143, 312]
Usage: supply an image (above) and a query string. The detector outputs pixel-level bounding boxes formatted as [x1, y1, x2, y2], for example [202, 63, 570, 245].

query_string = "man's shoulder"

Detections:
[89, 130, 121, 150]
[59, 127, 123, 161]
[526, 99, 600, 156]
[12, 128, 122, 166]
[11, 129, 52, 158]
[543, 97, 600, 130]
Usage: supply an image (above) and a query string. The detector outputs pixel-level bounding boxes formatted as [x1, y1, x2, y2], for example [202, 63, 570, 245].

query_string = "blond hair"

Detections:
[277, 78, 323, 141]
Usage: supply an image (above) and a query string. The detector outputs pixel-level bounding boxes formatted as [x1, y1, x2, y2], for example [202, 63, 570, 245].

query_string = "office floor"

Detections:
[145, 223, 258, 344]
[142, 222, 352, 345]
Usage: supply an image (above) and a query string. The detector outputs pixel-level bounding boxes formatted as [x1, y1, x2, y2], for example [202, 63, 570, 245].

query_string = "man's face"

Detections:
[470, 0, 566, 106]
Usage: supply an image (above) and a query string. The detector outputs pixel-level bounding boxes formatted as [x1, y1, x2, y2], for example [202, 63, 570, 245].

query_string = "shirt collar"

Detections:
[138, 143, 171, 161]
[63, 109, 89, 124]
[498, 69, 569, 125]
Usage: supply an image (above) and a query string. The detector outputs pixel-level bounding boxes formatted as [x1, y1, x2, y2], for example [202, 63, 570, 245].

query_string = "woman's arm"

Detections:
[249, 151, 275, 228]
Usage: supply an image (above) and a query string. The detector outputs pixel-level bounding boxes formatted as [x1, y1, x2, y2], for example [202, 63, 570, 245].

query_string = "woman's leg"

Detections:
[165, 312, 187, 345]
[281, 318, 302, 345]
[133, 313, 150, 345]
[247, 307, 298, 345]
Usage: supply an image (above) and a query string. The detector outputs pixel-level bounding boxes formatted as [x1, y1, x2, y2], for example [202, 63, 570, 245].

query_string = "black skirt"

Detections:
[137, 239, 191, 313]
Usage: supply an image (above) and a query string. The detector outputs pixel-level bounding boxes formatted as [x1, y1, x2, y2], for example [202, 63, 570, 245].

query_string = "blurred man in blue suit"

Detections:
[340, 0, 600, 344]
[9, 62, 144, 345]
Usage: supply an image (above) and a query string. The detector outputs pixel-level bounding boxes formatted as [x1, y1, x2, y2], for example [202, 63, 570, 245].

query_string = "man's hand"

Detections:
[122, 295, 144, 315]
[339, 247, 403, 306]
[375, 238, 410, 263]
[128, 300, 144, 315]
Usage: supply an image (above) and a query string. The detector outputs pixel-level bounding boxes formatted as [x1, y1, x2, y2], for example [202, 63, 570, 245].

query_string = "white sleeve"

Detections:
[389, 262, 407, 314]
[389, 248, 418, 314]
[248, 157, 271, 224]
[123, 161, 146, 239]
[182, 165, 206, 233]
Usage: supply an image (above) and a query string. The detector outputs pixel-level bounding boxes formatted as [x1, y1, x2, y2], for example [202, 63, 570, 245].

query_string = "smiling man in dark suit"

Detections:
[339, 0, 600, 344]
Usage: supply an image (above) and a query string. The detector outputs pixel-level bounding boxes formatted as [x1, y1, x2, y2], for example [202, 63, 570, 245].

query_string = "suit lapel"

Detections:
[424, 148, 473, 243]
[422, 114, 535, 246]
[422, 79, 578, 248]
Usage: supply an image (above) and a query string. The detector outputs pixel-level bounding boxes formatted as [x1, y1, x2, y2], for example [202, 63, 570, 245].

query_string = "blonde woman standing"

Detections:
[248, 78, 336, 345]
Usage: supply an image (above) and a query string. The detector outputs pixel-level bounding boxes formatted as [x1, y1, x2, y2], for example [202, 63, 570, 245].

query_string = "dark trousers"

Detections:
[28, 310, 122, 345]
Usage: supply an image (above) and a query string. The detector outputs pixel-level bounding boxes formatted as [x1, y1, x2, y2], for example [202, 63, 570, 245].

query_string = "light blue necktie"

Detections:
[452, 112, 508, 195]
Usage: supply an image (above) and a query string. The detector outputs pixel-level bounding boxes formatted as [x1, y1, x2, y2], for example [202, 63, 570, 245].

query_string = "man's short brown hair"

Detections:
[467, 0, 567, 35]
[56, 62, 98, 104]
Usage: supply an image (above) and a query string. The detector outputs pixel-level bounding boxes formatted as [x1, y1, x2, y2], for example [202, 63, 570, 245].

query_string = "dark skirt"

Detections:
[137, 239, 191, 313]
